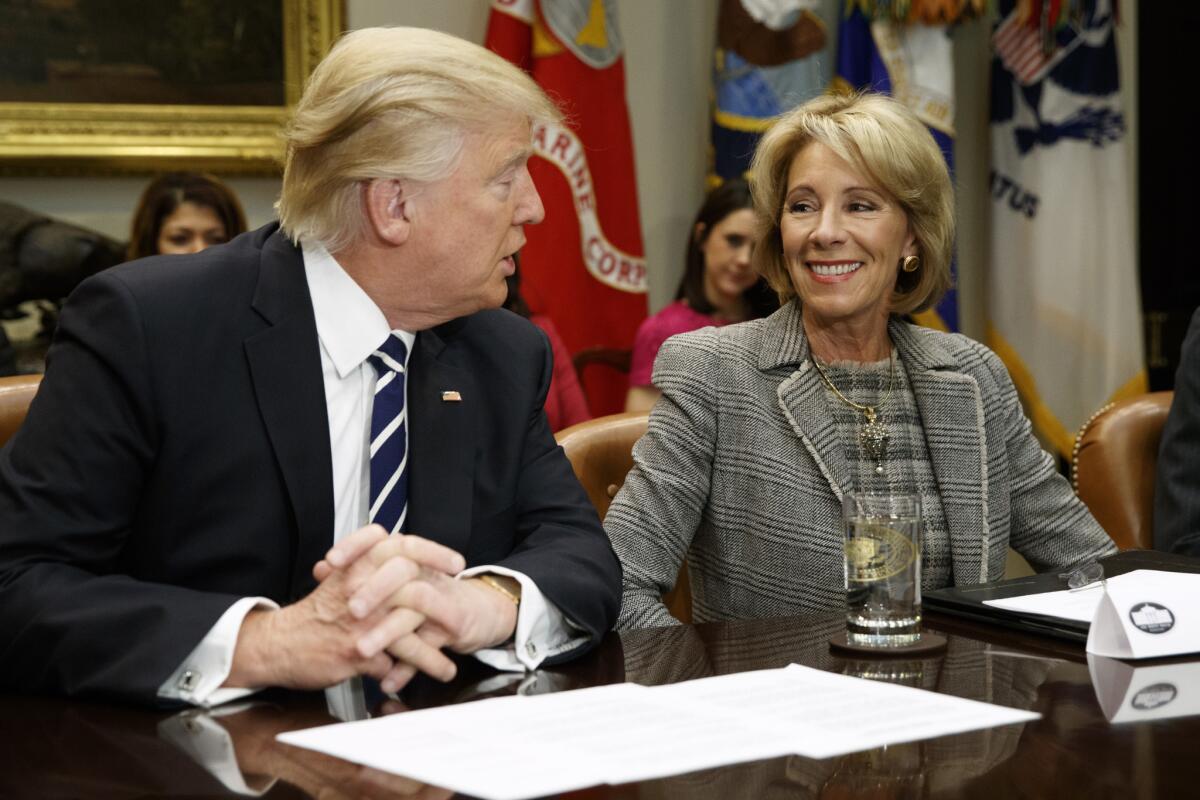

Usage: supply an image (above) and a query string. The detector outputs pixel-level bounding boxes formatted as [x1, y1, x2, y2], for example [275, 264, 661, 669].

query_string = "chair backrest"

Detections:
[0, 374, 42, 447]
[571, 346, 633, 417]
[555, 412, 693, 623]
[556, 412, 648, 520]
[571, 346, 632, 383]
[1072, 391, 1173, 550]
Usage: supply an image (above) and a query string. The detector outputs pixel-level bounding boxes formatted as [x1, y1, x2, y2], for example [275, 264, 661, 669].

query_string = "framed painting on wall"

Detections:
[0, 0, 344, 175]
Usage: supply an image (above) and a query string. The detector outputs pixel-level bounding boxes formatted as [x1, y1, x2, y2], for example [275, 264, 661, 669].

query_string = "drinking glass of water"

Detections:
[842, 492, 922, 647]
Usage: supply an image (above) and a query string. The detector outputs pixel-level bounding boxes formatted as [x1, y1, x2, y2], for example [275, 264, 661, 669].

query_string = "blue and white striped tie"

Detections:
[367, 333, 409, 535]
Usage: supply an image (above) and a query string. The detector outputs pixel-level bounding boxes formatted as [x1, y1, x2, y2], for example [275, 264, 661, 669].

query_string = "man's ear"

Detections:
[363, 179, 413, 246]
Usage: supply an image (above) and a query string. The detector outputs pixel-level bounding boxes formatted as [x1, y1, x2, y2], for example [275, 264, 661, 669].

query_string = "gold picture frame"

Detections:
[0, 0, 344, 175]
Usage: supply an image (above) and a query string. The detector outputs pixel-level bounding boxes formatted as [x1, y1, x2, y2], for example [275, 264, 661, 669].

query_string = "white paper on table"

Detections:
[982, 580, 1106, 622]
[1088, 652, 1200, 723]
[277, 666, 1039, 800]
[278, 683, 641, 800]
[646, 665, 1039, 760]
[1086, 570, 1200, 660]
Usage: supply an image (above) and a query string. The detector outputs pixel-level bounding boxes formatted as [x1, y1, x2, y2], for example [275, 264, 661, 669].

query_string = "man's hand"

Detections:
[223, 525, 465, 690]
[314, 529, 521, 692]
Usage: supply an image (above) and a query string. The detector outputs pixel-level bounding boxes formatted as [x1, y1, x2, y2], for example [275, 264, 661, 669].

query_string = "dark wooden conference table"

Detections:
[2, 609, 1197, 799]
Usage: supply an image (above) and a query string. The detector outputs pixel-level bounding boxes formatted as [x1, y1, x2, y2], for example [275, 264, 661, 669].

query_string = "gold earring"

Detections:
[901, 255, 920, 273]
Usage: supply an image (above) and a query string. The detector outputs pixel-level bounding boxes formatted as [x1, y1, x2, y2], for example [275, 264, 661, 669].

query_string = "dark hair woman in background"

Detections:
[127, 172, 247, 260]
[625, 178, 777, 412]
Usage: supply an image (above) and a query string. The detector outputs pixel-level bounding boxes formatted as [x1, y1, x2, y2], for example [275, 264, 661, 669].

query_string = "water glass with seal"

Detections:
[842, 491, 923, 647]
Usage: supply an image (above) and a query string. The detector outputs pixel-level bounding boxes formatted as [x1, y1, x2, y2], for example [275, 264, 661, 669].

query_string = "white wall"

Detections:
[0, 0, 1139, 331]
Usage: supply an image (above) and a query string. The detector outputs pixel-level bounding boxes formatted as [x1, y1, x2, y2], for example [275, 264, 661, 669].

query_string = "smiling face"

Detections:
[396, 119, 544, 322]
[156, 202, 228, 255]
[699, 208, 759, 310]
[780, 142, 916, 337]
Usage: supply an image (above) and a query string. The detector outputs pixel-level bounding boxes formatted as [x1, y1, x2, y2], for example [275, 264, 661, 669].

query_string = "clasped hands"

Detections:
[227, 525, 518, 694]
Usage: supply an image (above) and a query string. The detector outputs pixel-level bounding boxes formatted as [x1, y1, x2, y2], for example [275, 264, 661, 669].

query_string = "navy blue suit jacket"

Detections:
[0, 224, 620, 703]
[1155, 306, 1200, 557]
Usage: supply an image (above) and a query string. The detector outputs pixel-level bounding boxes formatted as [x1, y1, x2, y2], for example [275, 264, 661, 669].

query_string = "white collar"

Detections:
[301, 239, 415, 378]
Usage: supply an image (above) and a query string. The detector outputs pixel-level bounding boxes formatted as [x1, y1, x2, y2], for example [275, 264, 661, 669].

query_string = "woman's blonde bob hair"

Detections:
[277, 27, 560, 253]
[748, 92, 955, 315]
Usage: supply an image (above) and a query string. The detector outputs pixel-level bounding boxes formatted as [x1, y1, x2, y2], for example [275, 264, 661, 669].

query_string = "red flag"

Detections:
[487, 0, 647, 415]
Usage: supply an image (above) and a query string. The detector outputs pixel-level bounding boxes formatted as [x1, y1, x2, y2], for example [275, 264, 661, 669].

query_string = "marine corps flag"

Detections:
[486, 0, 647, 415]
[987, 0, 1145, 459]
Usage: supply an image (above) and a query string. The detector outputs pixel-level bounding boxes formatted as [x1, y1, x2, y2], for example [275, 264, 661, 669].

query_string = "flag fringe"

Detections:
[986, 324, 1147, 460]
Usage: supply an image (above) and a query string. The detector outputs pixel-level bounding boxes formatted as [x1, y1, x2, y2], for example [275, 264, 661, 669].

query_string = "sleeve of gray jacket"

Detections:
[604, 329, 720, 630]
[978, 344, 1117, 571]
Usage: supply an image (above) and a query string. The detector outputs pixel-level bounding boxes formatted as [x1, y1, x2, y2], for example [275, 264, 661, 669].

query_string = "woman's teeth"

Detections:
[809, 262, 862, 277]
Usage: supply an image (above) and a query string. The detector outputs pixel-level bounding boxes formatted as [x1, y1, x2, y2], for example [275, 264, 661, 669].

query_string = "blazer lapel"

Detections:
[763, 304, 853, 500]
[405, 321, 476, 556]
[244, 231, 334, 600]
[893, 322, 990, 584]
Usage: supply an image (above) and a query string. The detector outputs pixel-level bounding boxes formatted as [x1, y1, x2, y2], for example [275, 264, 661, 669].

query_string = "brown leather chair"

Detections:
[0, 374, 41, 447]
[556, 412, 693, 623]
[1072, 391, 1173, 551]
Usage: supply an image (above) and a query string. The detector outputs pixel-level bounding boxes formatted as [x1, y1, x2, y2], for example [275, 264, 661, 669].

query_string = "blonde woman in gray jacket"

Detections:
[606, 93, 1116, 630]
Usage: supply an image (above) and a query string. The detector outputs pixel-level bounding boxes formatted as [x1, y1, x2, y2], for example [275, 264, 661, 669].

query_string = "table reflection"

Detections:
[618, 616, 1049, 799]
[1089, 652, 1200, 723]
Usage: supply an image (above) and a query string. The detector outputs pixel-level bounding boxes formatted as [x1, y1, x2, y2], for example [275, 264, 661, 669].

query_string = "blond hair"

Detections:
[748, 92, 954, 314]
[277, 27, 560, 253]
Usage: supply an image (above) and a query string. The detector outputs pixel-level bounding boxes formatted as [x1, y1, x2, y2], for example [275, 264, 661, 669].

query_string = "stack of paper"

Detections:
[278, 664, 1038, 800]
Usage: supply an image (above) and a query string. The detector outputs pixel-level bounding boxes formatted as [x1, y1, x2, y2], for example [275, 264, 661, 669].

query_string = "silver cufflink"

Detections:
[177, 669, 200, 691]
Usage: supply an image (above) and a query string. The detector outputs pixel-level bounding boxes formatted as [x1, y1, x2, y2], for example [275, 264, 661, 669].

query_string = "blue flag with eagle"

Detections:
[833, 5, 958, 332]
[710, 0, 836, 185]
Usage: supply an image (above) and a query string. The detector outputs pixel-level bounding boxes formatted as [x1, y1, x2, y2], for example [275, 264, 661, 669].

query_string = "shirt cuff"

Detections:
[458, 565, 588, 672]
[157, 597, 280, 708]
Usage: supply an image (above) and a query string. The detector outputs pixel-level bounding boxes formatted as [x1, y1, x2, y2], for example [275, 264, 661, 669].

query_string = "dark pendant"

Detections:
[860, 416, 888, 463]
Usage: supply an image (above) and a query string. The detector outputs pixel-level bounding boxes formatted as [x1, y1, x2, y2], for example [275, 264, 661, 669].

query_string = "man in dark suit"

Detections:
[1155, 306, 1200, 557]
[0, 27, 621, 706]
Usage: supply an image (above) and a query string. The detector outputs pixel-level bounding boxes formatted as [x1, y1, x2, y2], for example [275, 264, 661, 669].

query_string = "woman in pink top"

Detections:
[626, 179, 777, 412]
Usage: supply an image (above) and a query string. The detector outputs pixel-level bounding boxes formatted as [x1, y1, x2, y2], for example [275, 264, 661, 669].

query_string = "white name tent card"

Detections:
[1088, 653, 1200, 723]
[1086, 570, 1200, 660]
[277, 665, 1038, 800]
[982, 569, 1200, 660]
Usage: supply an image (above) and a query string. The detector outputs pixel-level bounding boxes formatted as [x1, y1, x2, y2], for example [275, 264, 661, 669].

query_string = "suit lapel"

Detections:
[244, 231, 334, 600]
[893, 322, 990, 584]
[405, 322, 476, 556]
[777, 367, 854, 501]
[762, 304, 853, 500]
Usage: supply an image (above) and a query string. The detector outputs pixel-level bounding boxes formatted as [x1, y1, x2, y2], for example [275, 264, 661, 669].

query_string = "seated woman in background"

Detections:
[504, 258, 591, 431]
[624, 179, 777, 413]
[606, 93, 1116, 630]
[127, 172, 247, 260]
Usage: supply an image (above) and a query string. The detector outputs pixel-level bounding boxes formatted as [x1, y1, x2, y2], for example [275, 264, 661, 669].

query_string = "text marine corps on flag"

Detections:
[532, 120, 647, 294]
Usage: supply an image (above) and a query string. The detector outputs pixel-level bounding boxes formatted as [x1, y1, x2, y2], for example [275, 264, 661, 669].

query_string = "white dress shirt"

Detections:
[158, 240, 583, 706]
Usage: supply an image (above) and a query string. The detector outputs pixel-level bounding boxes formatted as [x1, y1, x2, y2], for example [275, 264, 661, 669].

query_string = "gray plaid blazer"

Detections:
[606, 301, 1117, 630]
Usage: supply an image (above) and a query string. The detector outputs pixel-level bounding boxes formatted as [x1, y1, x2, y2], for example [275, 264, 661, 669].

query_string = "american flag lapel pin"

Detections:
[441, 390, 462, 402]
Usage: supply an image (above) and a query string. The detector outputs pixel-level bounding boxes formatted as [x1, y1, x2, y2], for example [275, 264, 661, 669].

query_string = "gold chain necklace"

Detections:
[810, 350, 895, 473]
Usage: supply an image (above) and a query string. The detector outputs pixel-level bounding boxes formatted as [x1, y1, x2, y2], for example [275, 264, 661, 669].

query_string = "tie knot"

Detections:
[369, 333, 409, 376]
